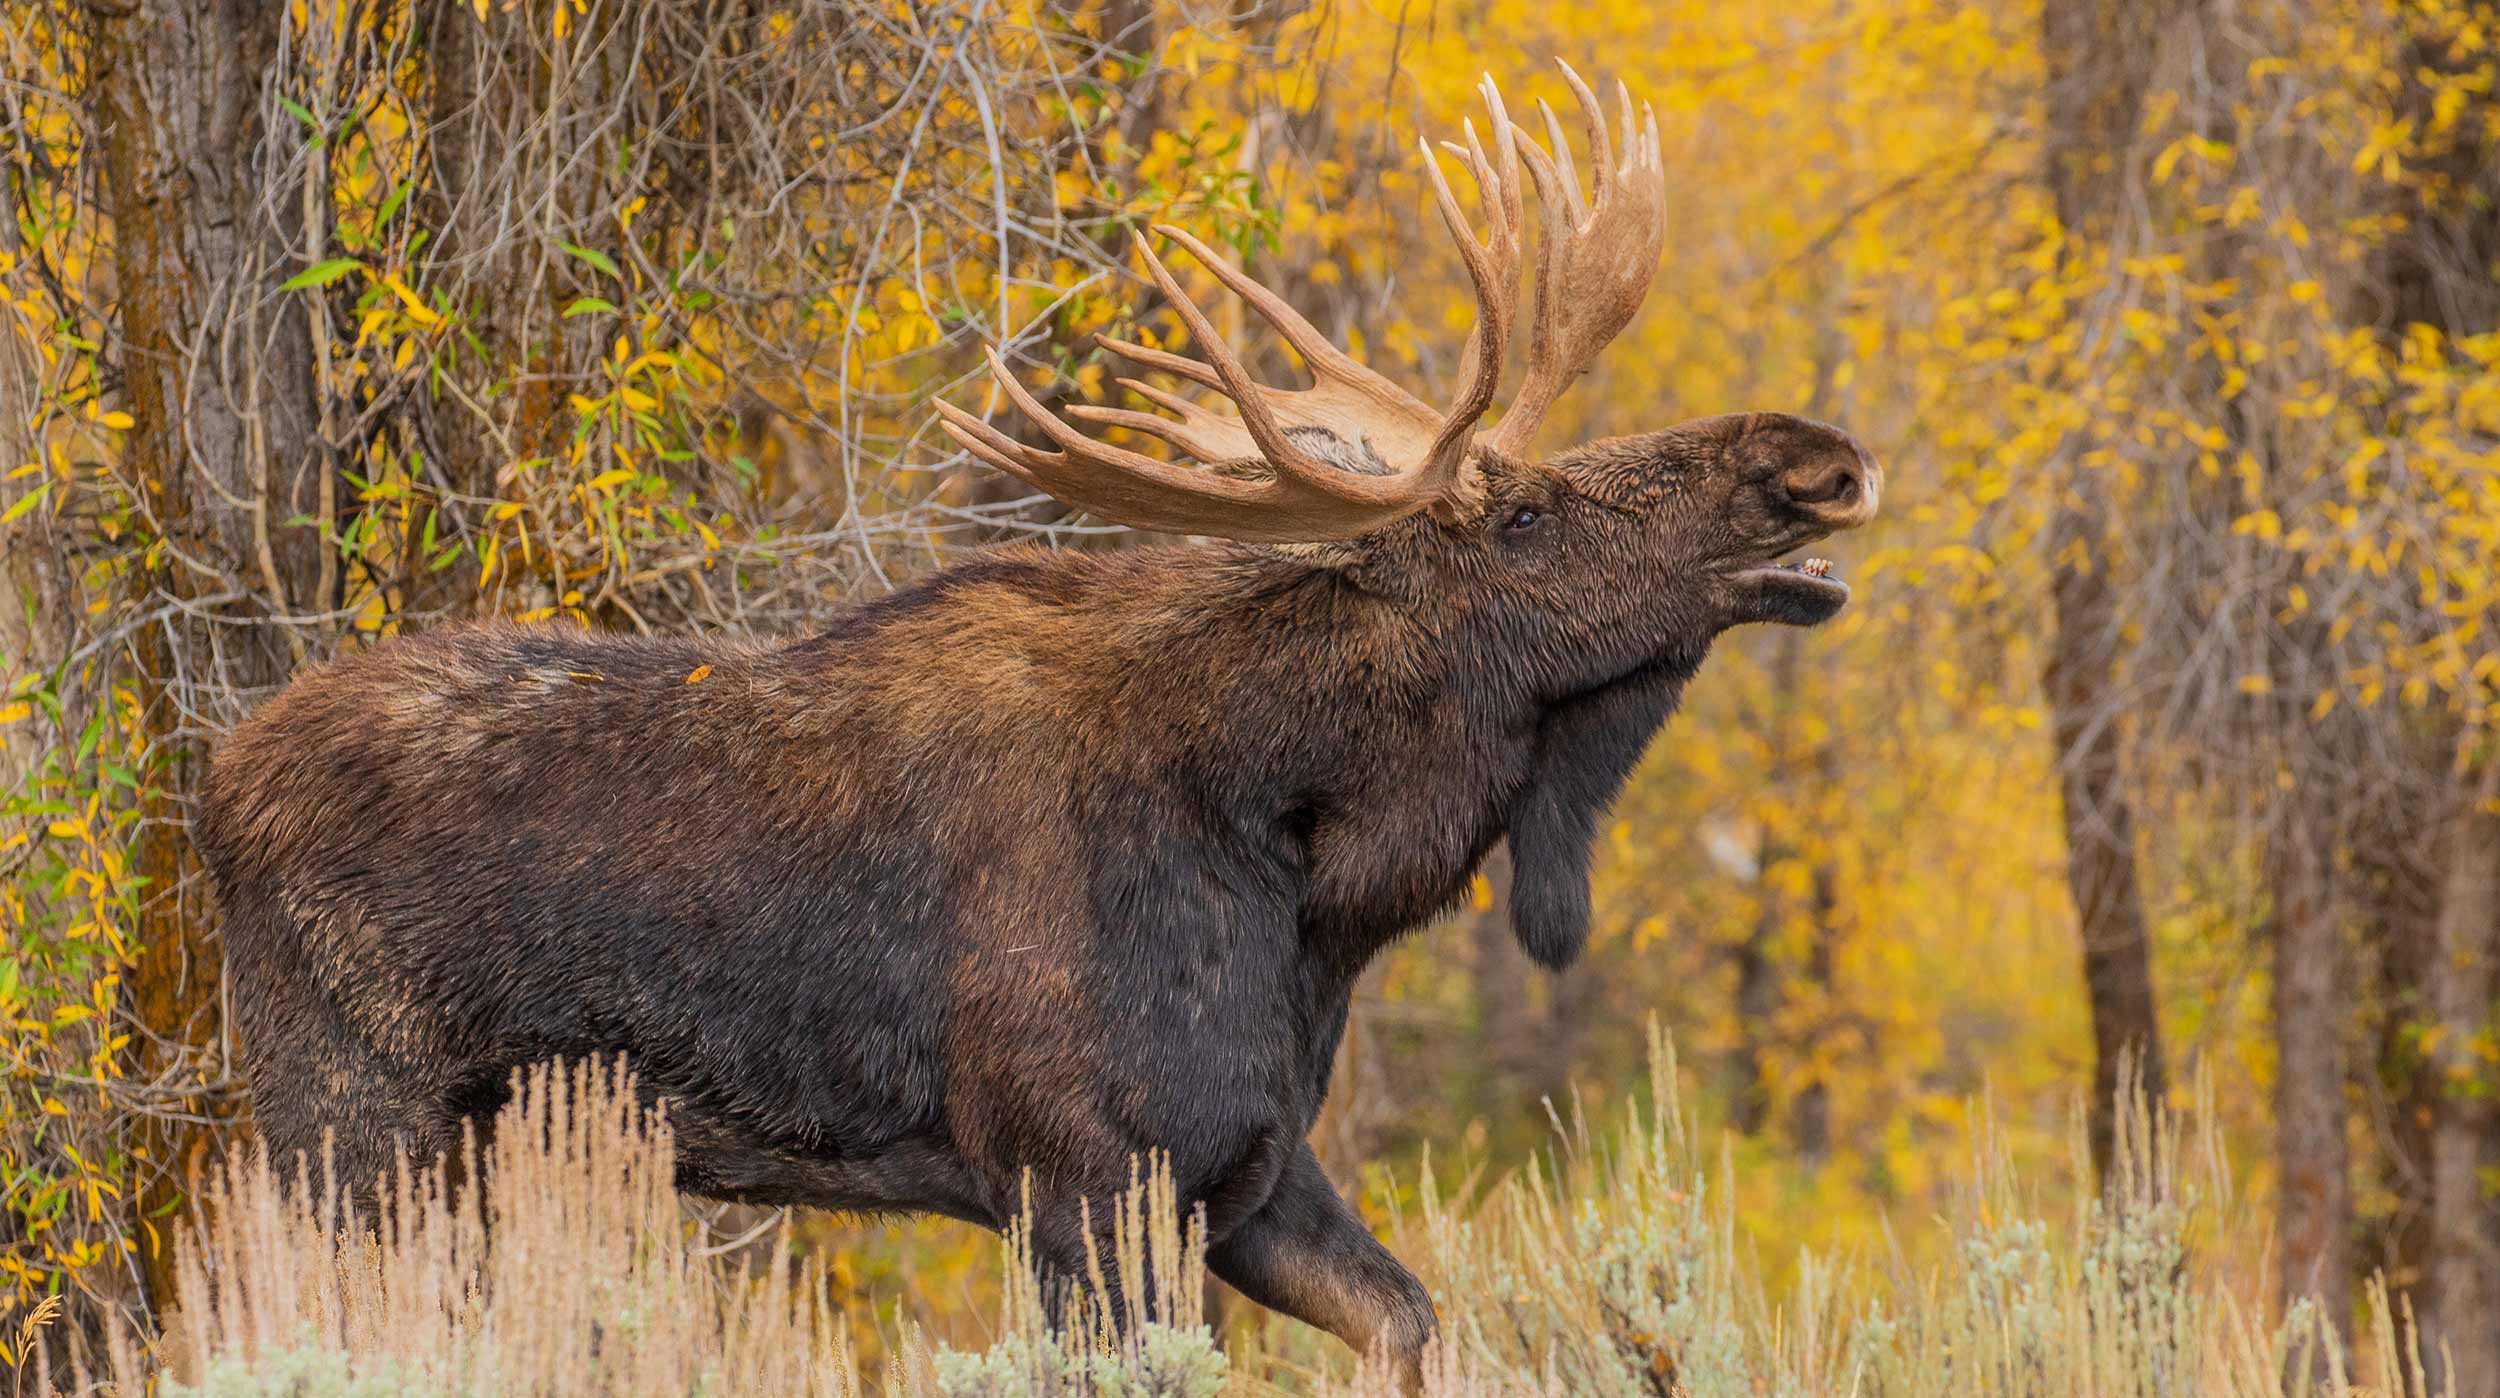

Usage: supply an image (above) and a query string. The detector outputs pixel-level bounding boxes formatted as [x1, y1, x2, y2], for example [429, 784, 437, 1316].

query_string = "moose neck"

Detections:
[1157, 542, 1709, 981]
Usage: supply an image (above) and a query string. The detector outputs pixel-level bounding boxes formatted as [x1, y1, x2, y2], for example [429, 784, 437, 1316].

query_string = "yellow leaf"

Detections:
[2150, 138, 2189, 185]
[383, 275, 441, 328]
[586, 468, 635, 491]
[685, 665, 713, 685]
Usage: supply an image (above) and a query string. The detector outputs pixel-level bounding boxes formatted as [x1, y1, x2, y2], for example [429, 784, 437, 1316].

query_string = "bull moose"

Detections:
[197, 67, 1879, 1381]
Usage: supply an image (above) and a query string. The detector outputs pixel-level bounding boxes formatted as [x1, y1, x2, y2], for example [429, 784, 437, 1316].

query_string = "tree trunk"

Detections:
[2272, 838, 2354, 1351]
[1791, 859, 1839, 1165]
[2423, 791, 2500, 1397]
[92, 0, 327, 1313]
[2041, 357, 2169, 1191]
[2038, 0, 2172, 1185]
[1729, 840, 1781, 1138]
[2383, 21, 2500, 337]
[2357, 807, 2441, 1333]
[403, 0, 504, 614]
[2356, 31, 2500, 1373]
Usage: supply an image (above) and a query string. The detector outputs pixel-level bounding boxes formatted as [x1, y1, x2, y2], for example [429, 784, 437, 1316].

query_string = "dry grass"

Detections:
[23, 1041, 2448, 1396]
[1373, 1033, 2443, 1398]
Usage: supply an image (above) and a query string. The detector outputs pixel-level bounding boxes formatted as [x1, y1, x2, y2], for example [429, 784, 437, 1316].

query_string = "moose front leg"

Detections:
[1207, 1141, 1435, 1387]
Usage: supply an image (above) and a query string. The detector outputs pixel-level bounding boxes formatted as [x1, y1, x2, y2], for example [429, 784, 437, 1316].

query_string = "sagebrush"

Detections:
[14, 1036, 2448, 1397]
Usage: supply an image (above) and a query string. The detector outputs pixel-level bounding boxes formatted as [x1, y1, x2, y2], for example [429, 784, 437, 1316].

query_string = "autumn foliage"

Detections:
[2, 0, 2496, 1391]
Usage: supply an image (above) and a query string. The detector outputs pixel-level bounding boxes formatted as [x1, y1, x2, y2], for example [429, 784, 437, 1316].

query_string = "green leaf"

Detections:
[563, 296, 618, 318]
[1, 480, 49, 524]
[280, 258, 363, 291]
[561, 242, 621, 278]
[281, 97, 319, 131]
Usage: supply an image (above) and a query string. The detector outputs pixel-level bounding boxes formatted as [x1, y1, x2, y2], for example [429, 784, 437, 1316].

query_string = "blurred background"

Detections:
[1, 0, 2494, 1389]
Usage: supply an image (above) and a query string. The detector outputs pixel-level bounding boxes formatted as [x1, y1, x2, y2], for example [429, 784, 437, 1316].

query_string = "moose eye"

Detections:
[1503, 507, 1545, 533]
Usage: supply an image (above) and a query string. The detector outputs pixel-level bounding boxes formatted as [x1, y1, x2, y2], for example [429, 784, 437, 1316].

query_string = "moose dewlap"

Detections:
[198, 64, 1877, 1386]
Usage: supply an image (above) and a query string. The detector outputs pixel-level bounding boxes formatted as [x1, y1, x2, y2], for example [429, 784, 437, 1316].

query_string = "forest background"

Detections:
[1, 0, 2495, 1391]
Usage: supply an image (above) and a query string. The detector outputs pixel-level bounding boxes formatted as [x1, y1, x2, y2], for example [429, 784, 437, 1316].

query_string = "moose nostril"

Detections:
[1782, 458, 1860, 507]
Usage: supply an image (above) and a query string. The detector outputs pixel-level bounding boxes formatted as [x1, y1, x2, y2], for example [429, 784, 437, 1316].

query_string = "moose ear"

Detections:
[1503, 668, 1691, 970]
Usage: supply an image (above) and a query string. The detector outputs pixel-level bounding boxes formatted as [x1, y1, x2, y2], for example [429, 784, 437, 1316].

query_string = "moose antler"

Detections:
[934, 78, 1523, 543]
[935, 65, 1664, 541]
[1482, 61, 1668, 457]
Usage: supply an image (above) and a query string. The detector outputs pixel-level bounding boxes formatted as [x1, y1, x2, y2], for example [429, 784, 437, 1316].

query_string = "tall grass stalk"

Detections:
[37, 1042, 2446, 1396]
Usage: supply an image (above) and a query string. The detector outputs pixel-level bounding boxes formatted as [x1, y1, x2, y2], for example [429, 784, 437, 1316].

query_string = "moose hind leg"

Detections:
[1206, 1142, 1435, 1389]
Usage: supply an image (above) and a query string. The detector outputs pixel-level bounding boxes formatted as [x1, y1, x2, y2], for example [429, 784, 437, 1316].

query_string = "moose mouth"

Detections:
[1730, 553, 1851, 626]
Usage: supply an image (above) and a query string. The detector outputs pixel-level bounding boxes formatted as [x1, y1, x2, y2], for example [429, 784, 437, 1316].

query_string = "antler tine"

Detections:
[1444, 75, 1526, 399]
[1484, 60, 1670, 457]
[931, 398, 1042, 481]
[1617, 77, 1643, 175]
[1417, 146, 1509, 475]
[1413, 78, 1528, 478]
[1558, 61, 1612, 201]
[1534, 99, 1583, 218]
[1092, 332, 1228, 394]
[1142, 224, 1430, 414]
[1103, 375, 1208, 422]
